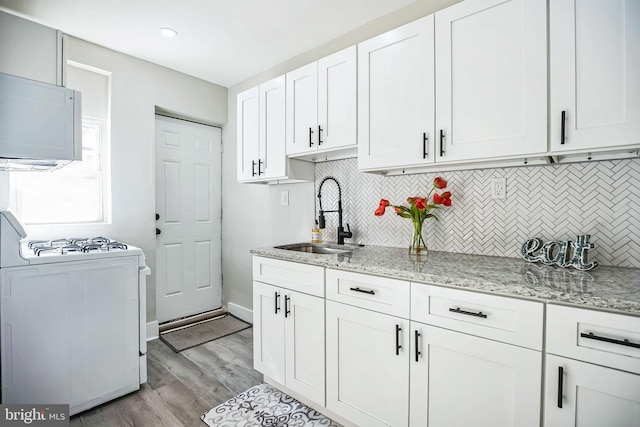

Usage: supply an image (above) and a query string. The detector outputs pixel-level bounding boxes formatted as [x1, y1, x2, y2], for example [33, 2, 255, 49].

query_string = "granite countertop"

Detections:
[251, 243, 640, 316]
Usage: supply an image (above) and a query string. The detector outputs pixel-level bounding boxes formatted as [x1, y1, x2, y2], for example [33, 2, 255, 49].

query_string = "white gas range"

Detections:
[0, 211, 150, 415]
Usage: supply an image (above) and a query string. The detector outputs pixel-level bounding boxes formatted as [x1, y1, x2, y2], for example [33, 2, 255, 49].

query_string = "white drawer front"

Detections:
[547, 304, 640, 375]
[326, 269, 410, 318]
[253, 256, 324, 297]
[411, 284, 543, 350]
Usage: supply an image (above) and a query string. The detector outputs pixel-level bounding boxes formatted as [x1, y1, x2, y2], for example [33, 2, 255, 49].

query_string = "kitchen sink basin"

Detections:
[274, 243, 353, 255]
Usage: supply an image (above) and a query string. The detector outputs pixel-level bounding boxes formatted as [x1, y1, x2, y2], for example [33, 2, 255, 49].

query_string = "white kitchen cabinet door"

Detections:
[410, 322, 542, 427]
[434, 0, 547, 162]
[0, 11, 64, 86]
[236, 86, 260, 181]
[259, 75, 287, 179]
[317, 46, 357, 151]
[358, 15, 435, 171]
[253, 281, 325, 407]
[326, 301, 409, 427]
[253, 281, 285, 384]
[284, 289, 325, 407]
[550, 0, 640, 152]
[286, 62, 318, 155]
[545, 354, 640, 427]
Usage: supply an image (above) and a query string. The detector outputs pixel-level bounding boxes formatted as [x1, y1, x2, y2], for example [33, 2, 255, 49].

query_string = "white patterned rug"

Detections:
[201, 383, 342, 427]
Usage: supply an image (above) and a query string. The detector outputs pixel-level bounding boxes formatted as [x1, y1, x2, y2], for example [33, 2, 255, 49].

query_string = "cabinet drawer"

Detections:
[547, 304, 640, 375]
[411, 284, 543, 350]
[253, 256, 324, 297]
[326, 269, 410, 318]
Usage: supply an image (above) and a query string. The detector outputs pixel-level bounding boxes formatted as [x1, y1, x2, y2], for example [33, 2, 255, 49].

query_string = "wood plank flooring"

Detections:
[71, 327, 263, 427]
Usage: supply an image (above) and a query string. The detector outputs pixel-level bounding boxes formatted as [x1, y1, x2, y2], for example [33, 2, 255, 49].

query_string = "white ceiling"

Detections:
[0, 0, 414, 87]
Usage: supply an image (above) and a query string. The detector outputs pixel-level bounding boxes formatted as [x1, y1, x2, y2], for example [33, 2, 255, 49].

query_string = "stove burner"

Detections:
[28, 237, 130, 256]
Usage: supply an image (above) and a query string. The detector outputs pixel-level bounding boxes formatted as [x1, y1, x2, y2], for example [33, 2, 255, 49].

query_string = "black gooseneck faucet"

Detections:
[317, 176, 352, 245]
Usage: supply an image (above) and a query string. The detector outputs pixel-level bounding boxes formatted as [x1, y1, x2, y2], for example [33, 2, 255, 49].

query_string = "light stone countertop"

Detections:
[251, 243, 640, 316]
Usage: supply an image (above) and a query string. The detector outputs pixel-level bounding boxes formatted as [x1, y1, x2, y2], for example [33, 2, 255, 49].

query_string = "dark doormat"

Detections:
[160, 314, 251, 352]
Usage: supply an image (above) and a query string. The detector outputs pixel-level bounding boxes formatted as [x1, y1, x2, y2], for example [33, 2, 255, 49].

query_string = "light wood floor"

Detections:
[71, 327, 263, 427]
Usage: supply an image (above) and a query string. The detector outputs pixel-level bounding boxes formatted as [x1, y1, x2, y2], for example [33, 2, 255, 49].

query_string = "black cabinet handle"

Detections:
[580, 332, 640, 349]
[309, 127, 314, 147]
[414, 330, 421, 362]
[274, 291, 280, 314]
[557, 366, 564, 408]
[395, 324, 402, 355]
[449, 307, 488, 318]
[422, 132, 428, 159]
[155, 228, 161, 235]
[258, 159, 263, 175]
[561, 110, 566, 145]
[251, 160, 257, 177]
[318, 125, 323, 145]
[439, 129, 445, 157]
[284, 295, 291, 318]
[155, 213, 160, 221]
[349, 287, 375, 295]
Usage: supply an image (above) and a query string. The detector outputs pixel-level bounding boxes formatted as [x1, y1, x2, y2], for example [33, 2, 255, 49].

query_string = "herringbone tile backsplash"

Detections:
[315, 158, 640, 268]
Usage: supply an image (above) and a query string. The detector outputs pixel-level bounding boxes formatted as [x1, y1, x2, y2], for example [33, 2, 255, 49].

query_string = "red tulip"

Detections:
[414, 197, 427, 210]
[394, 207, 403, 215]
[434, 177, 447, 189]
[433, 193, 443, 204]
[374, 204, 386, 216]
[379, 199, 390, 207]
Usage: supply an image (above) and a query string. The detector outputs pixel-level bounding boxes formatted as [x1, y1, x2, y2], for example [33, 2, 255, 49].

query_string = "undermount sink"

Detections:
[274, 243, 353, 255]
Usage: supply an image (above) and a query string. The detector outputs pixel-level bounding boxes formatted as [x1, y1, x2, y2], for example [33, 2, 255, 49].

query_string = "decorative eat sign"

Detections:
[521, 235, 598, 271]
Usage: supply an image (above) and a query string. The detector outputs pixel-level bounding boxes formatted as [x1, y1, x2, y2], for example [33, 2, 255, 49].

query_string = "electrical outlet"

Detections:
[280, 190, 289, 206]
[491, 177, 507, 200]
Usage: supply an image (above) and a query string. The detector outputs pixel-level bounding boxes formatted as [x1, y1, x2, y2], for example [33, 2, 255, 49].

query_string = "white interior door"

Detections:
[155, 115, 222, 323]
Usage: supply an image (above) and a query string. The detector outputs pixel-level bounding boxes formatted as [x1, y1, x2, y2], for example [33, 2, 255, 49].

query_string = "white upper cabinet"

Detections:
[258, 76, 287, 179]
[286, 63, 318, 155]
[434, 0, 548, 163]
[286, 46, 357, 159]
[0, 11, 65, 86]
[358, 15, 435, 171]
[237, 76, 313, 183]
[237, 86, 260, 181]
[550, 0, 640, 153]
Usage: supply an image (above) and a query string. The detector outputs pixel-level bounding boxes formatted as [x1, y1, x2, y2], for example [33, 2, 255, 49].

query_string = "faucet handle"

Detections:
[344, 223, 353, 238]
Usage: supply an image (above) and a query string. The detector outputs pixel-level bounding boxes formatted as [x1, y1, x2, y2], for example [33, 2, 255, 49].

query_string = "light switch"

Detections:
[280, 190, 289, 206]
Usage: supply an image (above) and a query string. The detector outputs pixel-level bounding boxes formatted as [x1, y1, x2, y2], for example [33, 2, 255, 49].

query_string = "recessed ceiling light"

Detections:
[160, 27, 178, 38]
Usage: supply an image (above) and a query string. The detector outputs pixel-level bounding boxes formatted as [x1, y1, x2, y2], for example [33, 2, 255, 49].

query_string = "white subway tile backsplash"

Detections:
[315, 158, 640, 268]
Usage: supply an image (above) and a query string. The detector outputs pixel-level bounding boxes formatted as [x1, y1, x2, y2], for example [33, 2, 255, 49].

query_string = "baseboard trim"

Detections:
[227, 302, 253, 324]
[146, 320, 159, 341]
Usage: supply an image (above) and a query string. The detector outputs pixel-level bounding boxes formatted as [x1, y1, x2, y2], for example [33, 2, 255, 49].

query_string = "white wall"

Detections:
[4, 36, 227, 324]
[222, 0, 462, 312]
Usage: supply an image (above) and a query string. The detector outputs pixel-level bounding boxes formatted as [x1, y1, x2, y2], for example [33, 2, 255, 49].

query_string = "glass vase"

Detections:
[409, 219, 428, 255]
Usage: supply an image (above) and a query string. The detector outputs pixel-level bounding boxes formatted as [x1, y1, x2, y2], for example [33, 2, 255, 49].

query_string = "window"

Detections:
[10, 62, 111, 225]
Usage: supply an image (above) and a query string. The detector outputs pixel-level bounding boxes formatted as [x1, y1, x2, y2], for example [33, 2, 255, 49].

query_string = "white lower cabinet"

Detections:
[253, 280, 325, 407]
[545, 355, 640, 427]
[326, 300, 410, 427]
[544, 304, 640, 427]
[410, 322, 542, 427]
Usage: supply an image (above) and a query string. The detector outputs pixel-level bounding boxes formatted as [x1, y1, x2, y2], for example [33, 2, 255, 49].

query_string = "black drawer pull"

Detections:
[422, 132, 428, 159]
[439, 129, 445, 157]
[395, 324, 402, 355]
[449, 307, 487, 318]
[251, 160, 257, 177]
[349, 287, 375, 295]
[580, 332, 640, 349]
[561, 110, 566, 145]
[415, 330, 421, 362]
[318, 125, 323, 145]
[557, 366, 564, 408]
[284, 295, 291, 318]
[274, 291, 280, 314]
[309, 127, 314, 147]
